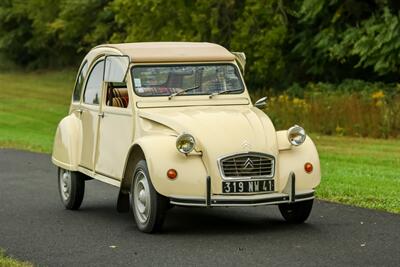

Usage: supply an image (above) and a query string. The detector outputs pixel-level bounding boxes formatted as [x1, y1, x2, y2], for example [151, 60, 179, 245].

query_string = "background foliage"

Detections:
[1, 0, 399, 88]
[1, 0, 399, 137]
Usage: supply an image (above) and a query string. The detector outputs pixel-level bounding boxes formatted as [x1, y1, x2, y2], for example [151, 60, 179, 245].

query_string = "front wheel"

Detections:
[278, 199, 314, 224]
[58, 167, 85, 210]
[130, 160, 168, 233]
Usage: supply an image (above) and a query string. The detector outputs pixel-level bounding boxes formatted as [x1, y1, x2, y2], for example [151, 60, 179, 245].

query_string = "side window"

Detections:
[72, 61, 88, 102]
[83, 60, 104, 105]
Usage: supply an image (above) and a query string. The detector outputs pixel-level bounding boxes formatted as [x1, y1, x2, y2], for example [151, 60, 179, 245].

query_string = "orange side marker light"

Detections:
[304, 162, 313, 173]
[167, 169, 178, 179]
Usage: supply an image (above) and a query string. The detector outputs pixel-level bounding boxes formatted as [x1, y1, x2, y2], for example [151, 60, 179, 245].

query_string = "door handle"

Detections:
[98, 112, 105, 118]
[76, 109, 83, 114]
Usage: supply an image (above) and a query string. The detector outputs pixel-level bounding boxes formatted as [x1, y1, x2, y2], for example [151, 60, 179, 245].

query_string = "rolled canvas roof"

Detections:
[95, 42, 235, 63]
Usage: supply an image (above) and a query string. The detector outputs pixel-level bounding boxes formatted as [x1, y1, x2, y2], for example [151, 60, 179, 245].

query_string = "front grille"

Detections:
[219, 153, 274, 179]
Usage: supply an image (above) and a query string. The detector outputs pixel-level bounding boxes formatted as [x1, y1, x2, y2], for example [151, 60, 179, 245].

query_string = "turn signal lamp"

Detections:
[304, 162, 313, 173]
[167, 169, 178, 179]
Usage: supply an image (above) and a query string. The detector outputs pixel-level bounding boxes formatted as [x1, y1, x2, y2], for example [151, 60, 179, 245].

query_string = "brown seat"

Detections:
[108, 88, 129, 108]
[112, 97, 129, 107]
[113, 88, 128, 98]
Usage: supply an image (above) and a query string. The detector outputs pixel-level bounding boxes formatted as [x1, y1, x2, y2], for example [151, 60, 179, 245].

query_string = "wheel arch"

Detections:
[117, 135, 207, 212]
[120, 143, 146, 194]
[117, 143, 146, 213]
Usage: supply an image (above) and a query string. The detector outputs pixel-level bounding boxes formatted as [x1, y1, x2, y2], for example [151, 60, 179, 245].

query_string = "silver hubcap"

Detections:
[59, 169, 71, 201]
[133, 170, 151, 224]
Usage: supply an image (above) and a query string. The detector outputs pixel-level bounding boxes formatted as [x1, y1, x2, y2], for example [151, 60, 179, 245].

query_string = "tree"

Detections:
[292, 0, 400, 83]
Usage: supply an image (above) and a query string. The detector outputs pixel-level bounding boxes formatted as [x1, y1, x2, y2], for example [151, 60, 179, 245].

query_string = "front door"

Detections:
[80, 59, 104, 170]
[94, 82, 133, 179]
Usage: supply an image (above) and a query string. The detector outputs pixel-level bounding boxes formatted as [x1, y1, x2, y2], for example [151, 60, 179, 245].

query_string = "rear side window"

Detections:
[72, 61, 88, 102]
[83, 60, 104, 105]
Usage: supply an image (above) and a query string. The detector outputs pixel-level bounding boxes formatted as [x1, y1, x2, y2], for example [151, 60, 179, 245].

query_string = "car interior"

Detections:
[106, 82, 129, 108]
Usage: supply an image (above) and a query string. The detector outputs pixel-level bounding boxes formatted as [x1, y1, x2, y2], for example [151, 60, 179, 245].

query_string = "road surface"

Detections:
[0, 149, 399, 266]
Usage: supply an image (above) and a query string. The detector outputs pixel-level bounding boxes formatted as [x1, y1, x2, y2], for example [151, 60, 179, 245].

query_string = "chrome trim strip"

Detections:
[217, 151, 276, 180]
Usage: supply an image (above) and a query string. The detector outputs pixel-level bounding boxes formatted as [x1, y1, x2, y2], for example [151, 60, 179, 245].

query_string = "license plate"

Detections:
[222, 180, 274, 193]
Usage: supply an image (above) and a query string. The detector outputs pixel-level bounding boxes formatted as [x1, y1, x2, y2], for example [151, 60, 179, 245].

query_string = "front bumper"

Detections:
[170, 172, 315, 207]
[170, 191, 314, 207]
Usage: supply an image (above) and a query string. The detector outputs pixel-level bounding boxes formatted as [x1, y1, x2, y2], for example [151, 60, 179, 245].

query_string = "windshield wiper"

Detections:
[168, 85, 200, 100]
[209, 89, 243, 98]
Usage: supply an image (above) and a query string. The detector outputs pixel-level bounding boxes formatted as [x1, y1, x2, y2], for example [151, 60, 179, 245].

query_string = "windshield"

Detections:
[131, 64, 244, 97]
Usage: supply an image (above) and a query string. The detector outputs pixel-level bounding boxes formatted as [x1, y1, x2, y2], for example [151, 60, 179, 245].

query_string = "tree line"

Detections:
[1, 0, 399, 89]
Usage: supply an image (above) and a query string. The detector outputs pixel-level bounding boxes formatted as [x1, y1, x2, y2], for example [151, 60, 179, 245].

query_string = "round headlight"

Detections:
[287, 125, 306, 146]
[176, 133, 196, 154]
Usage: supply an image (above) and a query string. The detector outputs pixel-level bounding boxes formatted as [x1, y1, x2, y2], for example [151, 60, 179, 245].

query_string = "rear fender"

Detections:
[51, 114, 82, 171]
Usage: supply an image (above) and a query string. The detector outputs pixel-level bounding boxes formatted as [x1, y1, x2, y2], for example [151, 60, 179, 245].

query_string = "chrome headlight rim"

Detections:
[287, 125, 306, 146]
[176, 133, 196, 154]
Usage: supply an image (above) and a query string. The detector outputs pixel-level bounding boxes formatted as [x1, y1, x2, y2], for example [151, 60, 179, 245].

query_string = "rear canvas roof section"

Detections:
[94, 42, 236, 63]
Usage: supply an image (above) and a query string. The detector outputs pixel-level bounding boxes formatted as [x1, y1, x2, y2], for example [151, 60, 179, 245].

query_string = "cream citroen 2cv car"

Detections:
[52, 42, 320, 233]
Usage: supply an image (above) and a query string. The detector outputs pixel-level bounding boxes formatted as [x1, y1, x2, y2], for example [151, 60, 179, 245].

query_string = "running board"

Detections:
[78, 166, 120, 187]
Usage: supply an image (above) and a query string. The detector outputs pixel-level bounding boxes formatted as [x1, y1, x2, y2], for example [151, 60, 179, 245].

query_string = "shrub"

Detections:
[254, 80, 400, 138]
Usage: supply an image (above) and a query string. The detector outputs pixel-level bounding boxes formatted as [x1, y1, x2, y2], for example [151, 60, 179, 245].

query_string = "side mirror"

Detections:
[254, 96, 267, 109]
[104, 55, 130, 83]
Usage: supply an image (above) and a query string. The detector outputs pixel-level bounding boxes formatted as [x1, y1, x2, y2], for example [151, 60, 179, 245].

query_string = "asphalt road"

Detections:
[0, 149, 399, 267]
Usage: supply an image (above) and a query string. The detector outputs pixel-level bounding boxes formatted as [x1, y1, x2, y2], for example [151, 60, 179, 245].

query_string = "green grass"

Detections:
[0, 70, 399, 213]
[0, 250, 33, 267]
[0, 70, 74, 152]
[313, 135, 400, 213]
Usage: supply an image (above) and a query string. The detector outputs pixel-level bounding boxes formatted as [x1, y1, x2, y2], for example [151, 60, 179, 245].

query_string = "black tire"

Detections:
[278, 199, 314, 224]
[130, 160, 168, 233]
[58, 167, 85, 210]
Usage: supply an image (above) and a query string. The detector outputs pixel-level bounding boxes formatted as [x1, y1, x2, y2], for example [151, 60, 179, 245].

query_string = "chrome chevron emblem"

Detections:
[243, 158, 254, 169]
[241, 140, 252, 150]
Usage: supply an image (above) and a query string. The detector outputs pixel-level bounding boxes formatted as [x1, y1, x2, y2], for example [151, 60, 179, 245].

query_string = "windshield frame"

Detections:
[130, 63, 245, 98]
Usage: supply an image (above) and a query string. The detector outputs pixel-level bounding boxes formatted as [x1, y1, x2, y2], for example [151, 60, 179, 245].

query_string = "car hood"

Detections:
[138, 106, 279, 160]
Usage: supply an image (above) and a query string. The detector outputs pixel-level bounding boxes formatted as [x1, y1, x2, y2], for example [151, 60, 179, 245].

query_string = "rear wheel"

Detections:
[131, 160, 168, 233]
[278, 199, 314, 224]
[58, 167, 85, 210]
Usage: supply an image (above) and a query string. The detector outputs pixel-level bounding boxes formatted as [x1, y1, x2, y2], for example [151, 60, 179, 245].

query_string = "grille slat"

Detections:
[219, 153, 274, 179]
[222, 163, 272, 166]
[223, 167, 273, 171]
[223, 170, 272, 174]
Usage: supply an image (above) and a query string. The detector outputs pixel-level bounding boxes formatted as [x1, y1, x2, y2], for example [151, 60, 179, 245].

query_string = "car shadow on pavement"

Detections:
[160, 206, 320, 235]
[69, 199, 320, 235]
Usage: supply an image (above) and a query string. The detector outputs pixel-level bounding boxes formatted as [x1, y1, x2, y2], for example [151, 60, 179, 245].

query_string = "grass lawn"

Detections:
[0, 70, 399, 213]
[0, 250, 32, 267]
[313, 135, 400, 213]
[0, 70, 74, 152]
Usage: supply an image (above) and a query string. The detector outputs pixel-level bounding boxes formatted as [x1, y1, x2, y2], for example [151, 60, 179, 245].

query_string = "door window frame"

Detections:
[72, 60, 88, 103]
[82, 58, 105, 106]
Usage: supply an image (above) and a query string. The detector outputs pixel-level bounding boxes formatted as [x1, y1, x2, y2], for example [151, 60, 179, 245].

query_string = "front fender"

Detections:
[277, 133, 321, 192]
[134, 135, 208, 198]
[51, 114, 82, 171]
